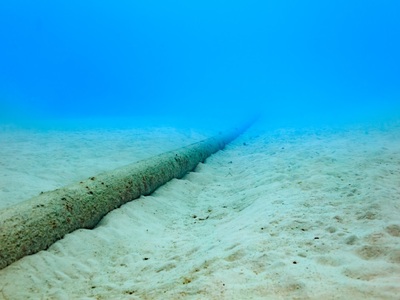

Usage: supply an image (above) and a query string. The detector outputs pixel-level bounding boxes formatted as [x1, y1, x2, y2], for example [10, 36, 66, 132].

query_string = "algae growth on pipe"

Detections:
[0, 119, 255, 270]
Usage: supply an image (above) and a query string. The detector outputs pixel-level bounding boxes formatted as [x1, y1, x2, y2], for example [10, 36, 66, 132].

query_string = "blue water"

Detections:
[1, 1, 399, 129]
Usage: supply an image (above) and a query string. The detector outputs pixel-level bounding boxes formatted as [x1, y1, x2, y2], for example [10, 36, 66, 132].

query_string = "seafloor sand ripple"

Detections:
[0, 122, 399, 299]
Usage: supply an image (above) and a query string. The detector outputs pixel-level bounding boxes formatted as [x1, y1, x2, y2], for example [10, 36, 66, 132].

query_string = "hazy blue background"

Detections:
[1, 0, 399, 128]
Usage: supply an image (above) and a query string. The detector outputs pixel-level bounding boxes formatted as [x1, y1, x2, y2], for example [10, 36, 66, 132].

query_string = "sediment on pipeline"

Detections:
[0, 118, 256, 270]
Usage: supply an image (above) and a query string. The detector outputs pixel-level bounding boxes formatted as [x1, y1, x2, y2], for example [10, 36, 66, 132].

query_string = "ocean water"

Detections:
[0, 0, 399, 130]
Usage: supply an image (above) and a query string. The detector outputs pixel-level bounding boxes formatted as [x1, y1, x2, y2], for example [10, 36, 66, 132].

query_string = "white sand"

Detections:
[0, 121, 400, 299]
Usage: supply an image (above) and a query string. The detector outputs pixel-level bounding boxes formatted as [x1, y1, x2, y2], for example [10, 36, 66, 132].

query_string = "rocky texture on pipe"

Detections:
[0, 119, 255, 270]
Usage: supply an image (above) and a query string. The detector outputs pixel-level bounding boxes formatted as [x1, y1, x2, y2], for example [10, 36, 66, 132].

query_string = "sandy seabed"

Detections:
[0, 121, 399, 299]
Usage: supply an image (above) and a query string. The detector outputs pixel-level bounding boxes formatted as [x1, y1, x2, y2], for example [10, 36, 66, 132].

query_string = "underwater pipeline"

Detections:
[0, 118, 256, 270]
